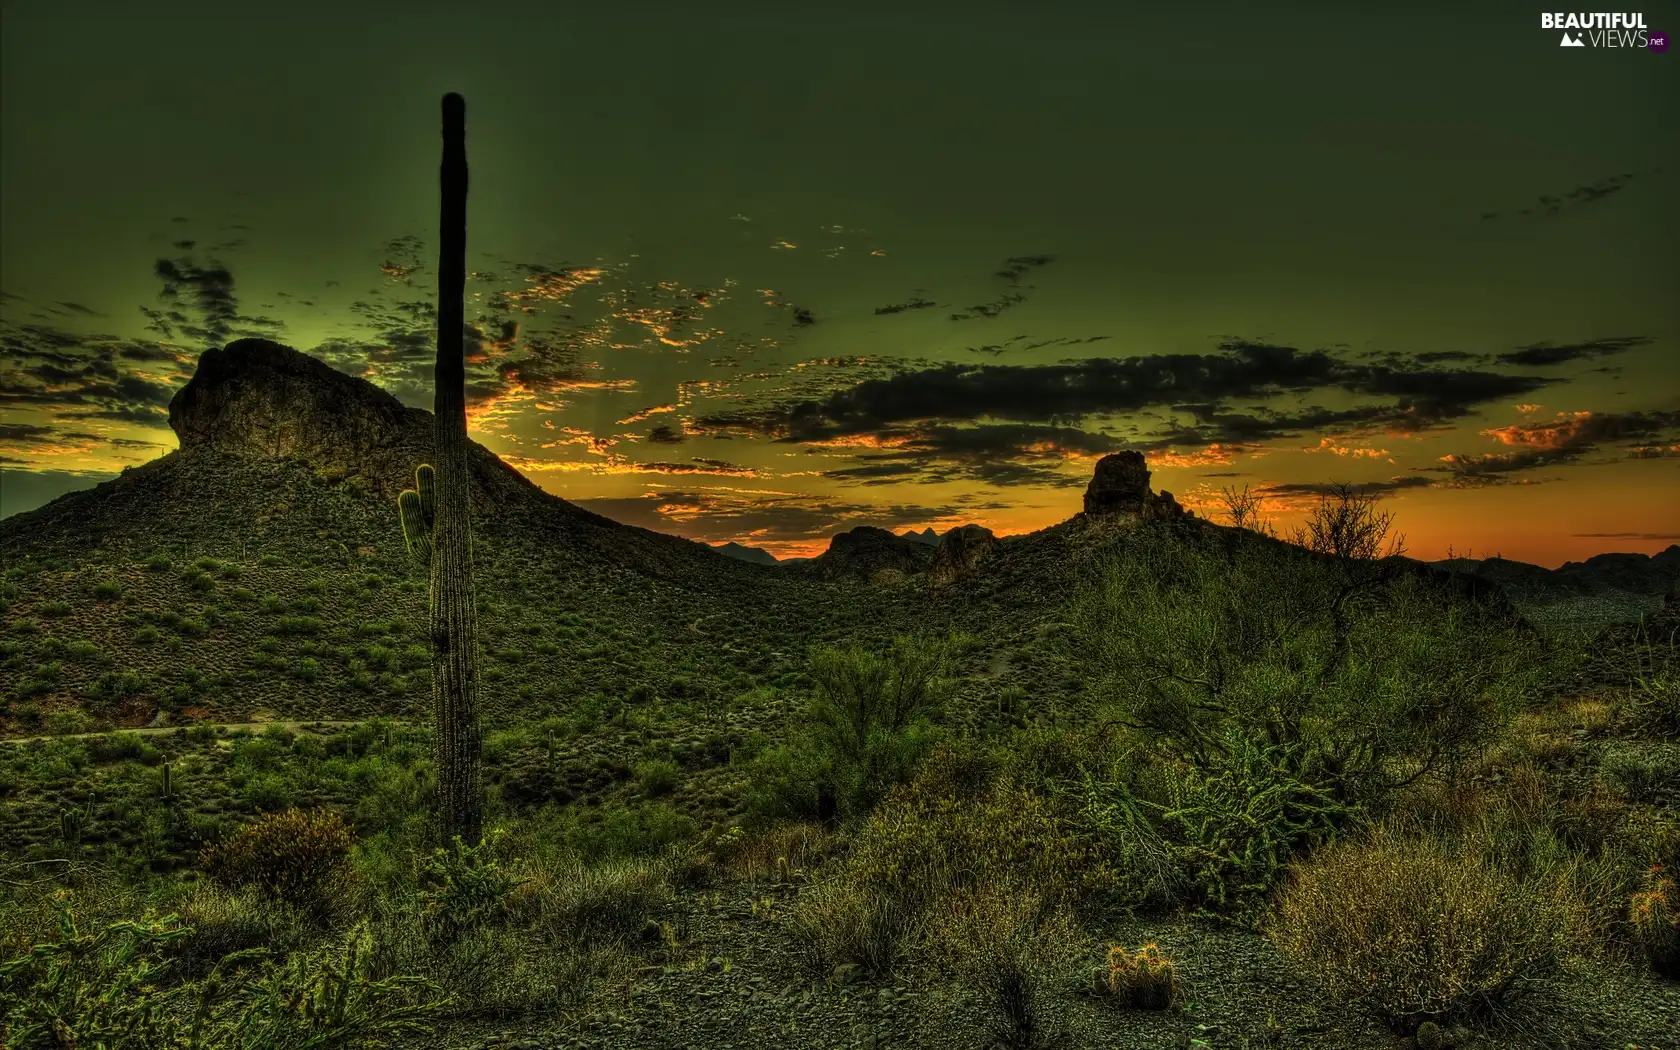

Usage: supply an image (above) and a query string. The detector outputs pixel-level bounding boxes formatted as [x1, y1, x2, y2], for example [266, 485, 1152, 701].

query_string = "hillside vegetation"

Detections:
[2, 343, 1678, 1050]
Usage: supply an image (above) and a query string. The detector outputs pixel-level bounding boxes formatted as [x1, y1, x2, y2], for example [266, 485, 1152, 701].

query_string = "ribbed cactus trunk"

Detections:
[432, 92, 483, 849]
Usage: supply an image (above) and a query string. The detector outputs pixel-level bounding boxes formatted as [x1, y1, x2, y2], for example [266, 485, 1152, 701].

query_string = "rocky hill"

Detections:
[797, 526, 937, 583]
[0, 338, 1627, 737]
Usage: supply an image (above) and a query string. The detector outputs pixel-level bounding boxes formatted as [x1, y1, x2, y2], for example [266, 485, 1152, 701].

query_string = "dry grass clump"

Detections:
[1269, 822, 1587, 1030]
[787, 880, 917, 979]
[505, 852, 674, 943]
[925, 881, 1084, 1049]
[713, 820, 835, 885]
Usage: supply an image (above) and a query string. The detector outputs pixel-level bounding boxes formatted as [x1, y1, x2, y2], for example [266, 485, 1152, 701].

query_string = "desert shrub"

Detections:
[201, 807, 355, 913]
[91, 579, 123, 600]
[747, 635, 951, 822]
[217, 923, 445, 1046]
[1063, 749, 1191, 910]
[1628, 867, 1680, 977]
[711, 820, 835, 884]
[1601, 746, 1680, 805]
[558, 801, 695, 862]
[86, 731, 162, 765]
[506, 853, 673, 944]
[1062, 528, 1542, 809]
[847, 779, 1114, 915]
[44, 708, 93, 735]
[2, 892, 435, 1049]
[635, 757, 680, 797]
[1156, 728, 1353, 919]
[88, 670, 151, 706]
[927, 881, 1083, 1049]
[1269, 823, 1582, 1029]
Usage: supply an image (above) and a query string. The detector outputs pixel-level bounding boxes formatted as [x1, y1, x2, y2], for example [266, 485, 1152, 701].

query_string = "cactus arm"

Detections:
[398, 489, 434, 564]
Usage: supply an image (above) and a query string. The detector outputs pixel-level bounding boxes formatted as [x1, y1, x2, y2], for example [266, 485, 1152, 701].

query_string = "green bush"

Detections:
[559, 802, 695, 862]
[635, 757, 680, 797]
[201, 807, 355, 912]
[0, 894, 199, 1050]
[1154, 728, 1353, 920]
[747, 636, 951, 822]
[168, 882, 309, 979]
[1062, 529, 1542, 809]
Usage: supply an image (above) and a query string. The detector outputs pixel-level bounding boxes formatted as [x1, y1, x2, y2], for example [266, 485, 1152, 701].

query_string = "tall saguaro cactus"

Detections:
[428, 91, 483, 849]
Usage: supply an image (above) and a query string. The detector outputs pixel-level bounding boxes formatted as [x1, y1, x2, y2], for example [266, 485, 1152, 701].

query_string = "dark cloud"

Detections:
[1497, 336, 1651, 367]
[947, 255, 1055, 321]
[647, 424, 684, 444]
[817, 422, 1121, 489]
[0, 423, 58, 444]
[0, 319, 186, 426]
[874, 297, 937, 316]
[694, 339, 1556, 446]
[1480, 168, 1657, 221]
[1263, 476, 1435, 497]
[151, 254, 284, 349]
[1573, 531, 1680, 540]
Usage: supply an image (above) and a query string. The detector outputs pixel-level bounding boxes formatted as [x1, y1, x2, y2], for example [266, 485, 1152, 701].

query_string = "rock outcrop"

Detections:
[927, 524, 998, 585]
[166, 338, 539, 506]
[806, 525, 935, 581]
[1082, 452, 1187, 521]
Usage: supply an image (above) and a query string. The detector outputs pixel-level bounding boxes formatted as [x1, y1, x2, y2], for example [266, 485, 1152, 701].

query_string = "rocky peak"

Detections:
[1082, 451, 1187, 521]
[165, 338, 545, 506]
[927, 524, 998, 585]
[809, 525, 935, 581]
[169, 339, 426, 474]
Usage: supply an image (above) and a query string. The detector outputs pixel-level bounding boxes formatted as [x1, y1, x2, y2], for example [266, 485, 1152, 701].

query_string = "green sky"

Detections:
[2, 1, 1676, 564]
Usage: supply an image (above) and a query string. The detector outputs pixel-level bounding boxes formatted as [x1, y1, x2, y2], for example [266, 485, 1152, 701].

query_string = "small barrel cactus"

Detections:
[1630, 866, 1680, 977]
[1099, 942, 1176, 1009]
[397, 464, 437, 564]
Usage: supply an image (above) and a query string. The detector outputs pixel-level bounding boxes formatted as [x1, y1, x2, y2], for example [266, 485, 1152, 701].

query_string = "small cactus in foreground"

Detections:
[1097, 942, 1176, 1009]
[1630, 866, 1680, 977]
[397, 464, 436, 564]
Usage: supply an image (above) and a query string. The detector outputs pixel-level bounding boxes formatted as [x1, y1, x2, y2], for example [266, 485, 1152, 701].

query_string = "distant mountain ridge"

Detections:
[1432, 548, 1680, 598]
[709, 541, 778, 566]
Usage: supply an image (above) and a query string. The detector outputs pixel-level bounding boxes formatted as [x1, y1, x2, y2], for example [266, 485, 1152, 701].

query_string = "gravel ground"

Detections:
[400, 879, 1680, 1050]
